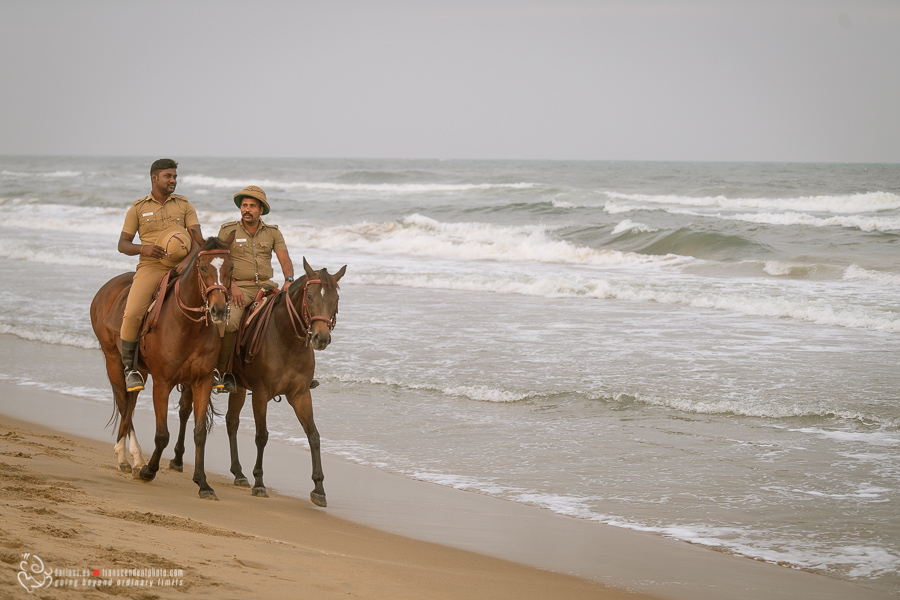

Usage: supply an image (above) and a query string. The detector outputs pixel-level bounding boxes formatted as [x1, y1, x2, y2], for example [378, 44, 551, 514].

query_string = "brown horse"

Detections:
[172, 258, 345, 507]
[90, 234, 235, 500]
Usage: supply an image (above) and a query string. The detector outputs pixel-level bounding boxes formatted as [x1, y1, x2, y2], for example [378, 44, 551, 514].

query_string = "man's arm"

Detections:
[173, 225, 203, 275]
[118, 231, 164, 259]
[275, 249, 294, 291]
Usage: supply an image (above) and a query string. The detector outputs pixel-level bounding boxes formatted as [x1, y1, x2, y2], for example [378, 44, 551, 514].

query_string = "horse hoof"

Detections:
[251, 487, 269, 498]
[234, 477, 251, 488]
[137, 467, 155, 482]
[199, 490, 219, 501]
[118, 462, 132, 473]
[168, 460, 183, 472]
[310, 492, 327, 507]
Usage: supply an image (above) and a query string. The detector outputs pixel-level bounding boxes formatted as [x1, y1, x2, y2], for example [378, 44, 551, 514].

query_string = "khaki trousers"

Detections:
[121, 262, 171, 342]
[219, 281, 275, 335]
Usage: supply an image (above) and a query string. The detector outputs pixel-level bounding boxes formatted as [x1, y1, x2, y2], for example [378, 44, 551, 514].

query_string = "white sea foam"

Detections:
[287, 214, 679, 267]
[476, 488, 900, 578]
[4, 202, 124, 235]
[731, 211, 900, 233]
[611, 219, 658, 234]
[789, 428, 900, 447]
[0, 374, 110, 405]
[0, 170, 82, 178]
[605, 191, 900, 214]
[843, 264, 900, 286]
[793, 486, 891, 500]
[341, 268, 900, 333]
[0, 324, 99, 349]
[329, 373, 533, 403]
[183, 174, 534, 194]
[0, 240, 133, 270]
[604, 201, 900, 233]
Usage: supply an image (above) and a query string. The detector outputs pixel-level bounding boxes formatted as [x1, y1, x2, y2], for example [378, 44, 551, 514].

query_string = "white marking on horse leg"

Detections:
[129, 431, 144, 469]
[210, 257, 224, 285]
[114, 436, 128, 467]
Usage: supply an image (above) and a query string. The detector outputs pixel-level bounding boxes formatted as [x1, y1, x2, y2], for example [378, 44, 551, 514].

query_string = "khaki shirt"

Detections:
[122, 194, 200, 266]
[218, 219, 287, 284]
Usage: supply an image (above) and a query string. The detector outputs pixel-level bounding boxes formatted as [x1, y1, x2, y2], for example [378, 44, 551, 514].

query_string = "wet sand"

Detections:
[0, 382, 892, 599]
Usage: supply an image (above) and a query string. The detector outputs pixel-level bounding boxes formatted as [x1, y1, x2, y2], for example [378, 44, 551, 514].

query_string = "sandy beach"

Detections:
[0, 381, 893, 600]
[0, 393, 632, 600]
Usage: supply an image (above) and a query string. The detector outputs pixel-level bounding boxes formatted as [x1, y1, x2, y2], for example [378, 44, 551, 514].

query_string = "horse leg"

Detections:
[190, 380, 218, 500]
[226, 387, 250, 487]
[128, 426, 144, 471]
[287, 389, 326, 507]
[104, 351, 134, 472]
[169, 387, 192, 472]
[250, 392, 270, 498]
[138, 381, 171, 482]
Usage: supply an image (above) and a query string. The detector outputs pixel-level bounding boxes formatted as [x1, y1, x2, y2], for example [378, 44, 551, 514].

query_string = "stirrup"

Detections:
[213, 370, 236, 394]
[125, 369, 144, 393]
[212, 369, 225, 392]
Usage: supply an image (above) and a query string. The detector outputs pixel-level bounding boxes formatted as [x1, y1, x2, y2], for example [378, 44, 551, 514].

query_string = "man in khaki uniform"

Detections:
[215, 185, 295, 392]
[118, 158, 204, 392]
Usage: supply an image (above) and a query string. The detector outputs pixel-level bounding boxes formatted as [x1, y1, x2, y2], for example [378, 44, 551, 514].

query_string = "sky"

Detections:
[1, 0, 898, 163]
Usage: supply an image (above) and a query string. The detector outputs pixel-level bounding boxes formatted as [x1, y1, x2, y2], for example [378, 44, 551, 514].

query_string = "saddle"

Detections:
[235, 288, 282, 366]
[103, 270, 177, 338]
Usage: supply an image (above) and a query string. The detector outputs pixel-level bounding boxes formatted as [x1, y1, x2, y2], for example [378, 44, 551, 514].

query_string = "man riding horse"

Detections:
[214, 185, 296, 393]
[117, 158, 204, 392]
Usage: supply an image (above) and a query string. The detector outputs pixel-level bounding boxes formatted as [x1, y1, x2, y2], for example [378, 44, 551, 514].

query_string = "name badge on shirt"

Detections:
[236, 238, 247, 242]
[142, 212, 154, 217]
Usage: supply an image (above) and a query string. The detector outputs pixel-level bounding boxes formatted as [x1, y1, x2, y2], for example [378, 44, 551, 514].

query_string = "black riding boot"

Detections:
[121, 339, 144, 392]
[213, 331, 238, 394]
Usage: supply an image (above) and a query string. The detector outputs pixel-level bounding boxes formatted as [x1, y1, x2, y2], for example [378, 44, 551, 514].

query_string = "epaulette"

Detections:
[268, 223, 279, 230]
[132, 195, 152, 206]
[219, 220, 240, 228]
[171, 194, 188, 201]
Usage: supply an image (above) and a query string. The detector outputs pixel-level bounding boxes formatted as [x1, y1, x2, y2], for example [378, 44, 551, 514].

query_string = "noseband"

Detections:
[175, 249, 232, 324]
[285, 277, 338, 343]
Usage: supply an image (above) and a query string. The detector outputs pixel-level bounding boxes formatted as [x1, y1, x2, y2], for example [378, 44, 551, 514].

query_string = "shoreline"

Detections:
[0, 381, 893, 599]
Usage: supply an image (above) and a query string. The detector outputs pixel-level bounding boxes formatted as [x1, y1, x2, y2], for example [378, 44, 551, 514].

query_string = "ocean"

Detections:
[1, 156, 898, 592]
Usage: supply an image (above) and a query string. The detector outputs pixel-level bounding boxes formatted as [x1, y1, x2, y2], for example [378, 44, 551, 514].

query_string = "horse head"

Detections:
[196, 231, 235, 325]
[299, 257, 346, 351]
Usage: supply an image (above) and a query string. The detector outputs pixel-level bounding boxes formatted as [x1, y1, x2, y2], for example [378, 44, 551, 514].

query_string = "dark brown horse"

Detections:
[90, 234, 235, 500]
[172, 258, 345, 507]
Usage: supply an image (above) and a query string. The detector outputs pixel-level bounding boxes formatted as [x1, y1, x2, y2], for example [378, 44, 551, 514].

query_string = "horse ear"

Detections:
[221, 230, 236, 247]
[333, 265, 347, 282]
[303, 257, 315, 279]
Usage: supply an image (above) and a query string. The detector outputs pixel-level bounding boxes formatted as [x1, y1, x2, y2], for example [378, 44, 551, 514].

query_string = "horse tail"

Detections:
[205, 397, 222, 435]
[106, 400, 120, 430]
[122, 396, 137, 437]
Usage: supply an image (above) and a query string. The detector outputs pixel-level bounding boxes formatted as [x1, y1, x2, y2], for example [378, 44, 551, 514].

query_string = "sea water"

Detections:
[1, 156, 898, 591]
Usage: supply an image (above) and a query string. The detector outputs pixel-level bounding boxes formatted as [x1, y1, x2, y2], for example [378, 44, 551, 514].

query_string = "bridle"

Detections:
[285, 276, 338, 343]
[174, 249, 233, 324]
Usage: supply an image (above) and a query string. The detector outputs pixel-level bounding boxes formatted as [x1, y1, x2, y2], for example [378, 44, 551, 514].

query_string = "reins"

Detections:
[286, 278, 338, 339]
[240, 276, 338, 364]
[174, 249, 232, 324]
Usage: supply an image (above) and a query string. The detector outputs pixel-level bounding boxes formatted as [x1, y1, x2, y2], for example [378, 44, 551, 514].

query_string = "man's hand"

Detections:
[230, 281, 245, 308]
[173, 257, 189, 275]
[281, 281, 292, 292]
[142, 244, 166, 260]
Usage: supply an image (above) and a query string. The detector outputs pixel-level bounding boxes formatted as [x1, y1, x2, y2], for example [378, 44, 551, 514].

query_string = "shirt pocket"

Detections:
[140, 209, 187, 243]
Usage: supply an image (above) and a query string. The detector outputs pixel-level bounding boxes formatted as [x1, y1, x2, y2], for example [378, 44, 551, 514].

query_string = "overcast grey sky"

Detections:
[1, 1, 898, 162]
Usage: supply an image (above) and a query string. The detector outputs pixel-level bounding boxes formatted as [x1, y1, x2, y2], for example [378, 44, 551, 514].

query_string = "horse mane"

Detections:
[181, 236, 229, 277]
[284, 268, 340, 301]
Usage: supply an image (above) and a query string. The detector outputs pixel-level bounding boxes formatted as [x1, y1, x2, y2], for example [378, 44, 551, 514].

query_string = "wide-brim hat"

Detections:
[233, 185, 270, 215]
[156, 226, 192, 268]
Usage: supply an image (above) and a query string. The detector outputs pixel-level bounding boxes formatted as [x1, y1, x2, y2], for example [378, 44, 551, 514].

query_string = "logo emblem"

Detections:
[18, 553, 53, 593]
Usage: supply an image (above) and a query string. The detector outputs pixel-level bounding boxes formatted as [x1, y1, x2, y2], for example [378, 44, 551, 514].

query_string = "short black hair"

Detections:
[150, 158, 178, 176]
